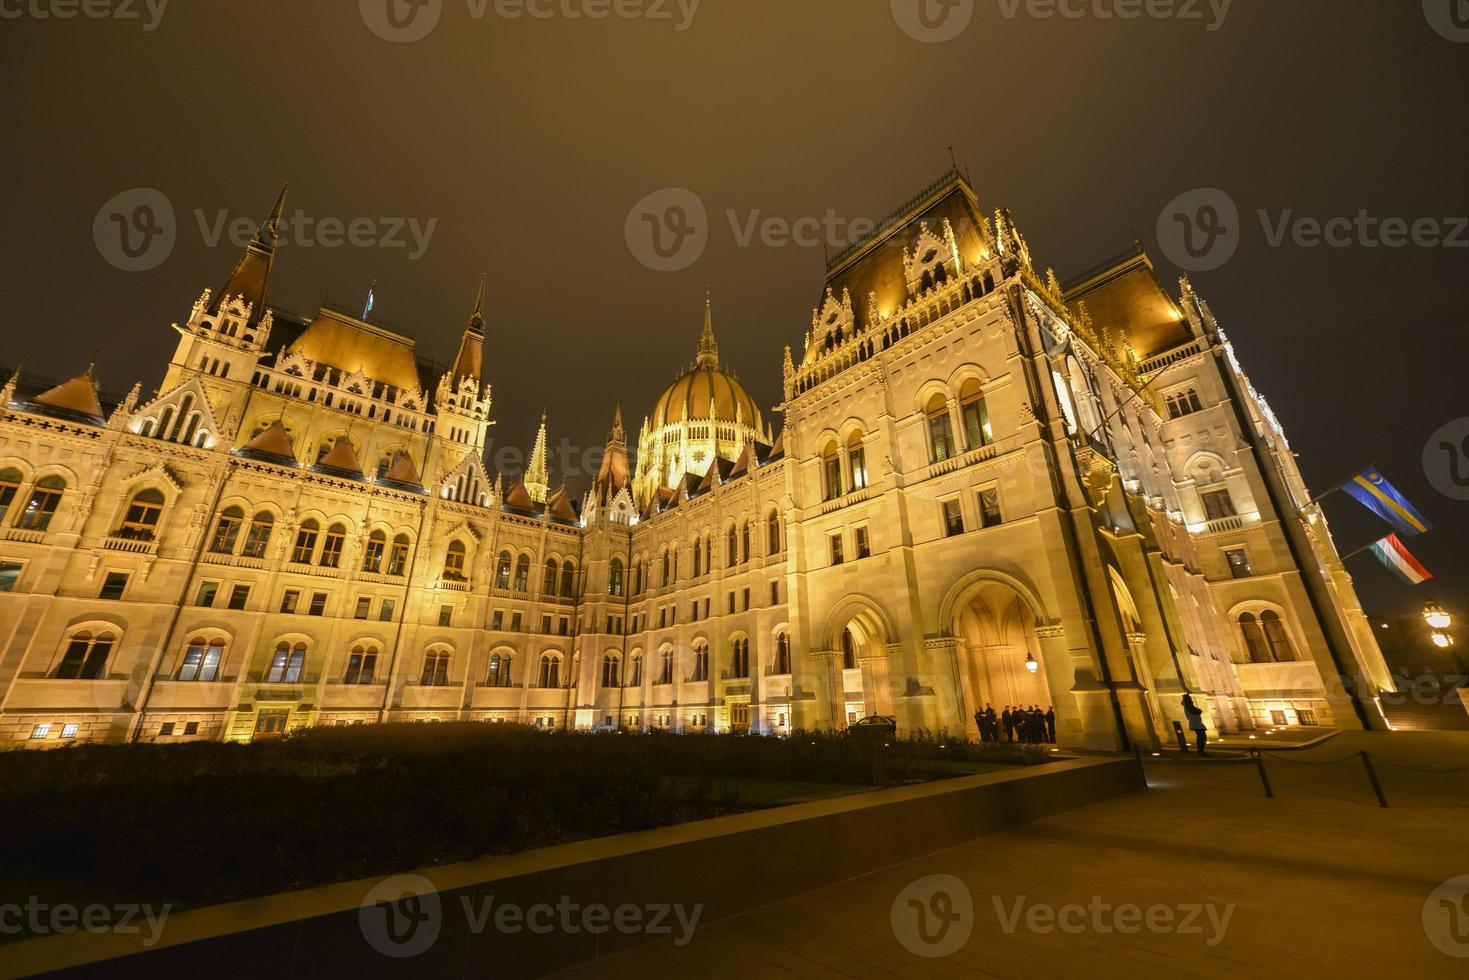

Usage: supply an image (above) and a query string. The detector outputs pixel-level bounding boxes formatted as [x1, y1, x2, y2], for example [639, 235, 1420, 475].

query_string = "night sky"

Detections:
[2, 0, 1464, 616]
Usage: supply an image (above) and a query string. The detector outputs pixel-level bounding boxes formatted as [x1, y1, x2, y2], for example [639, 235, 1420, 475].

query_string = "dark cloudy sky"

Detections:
[2, 0, 1465, 616]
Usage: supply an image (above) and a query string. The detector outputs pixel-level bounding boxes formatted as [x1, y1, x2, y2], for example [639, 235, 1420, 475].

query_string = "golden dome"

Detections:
[652, 364, 762, 428]
[650, 296, 763, 429]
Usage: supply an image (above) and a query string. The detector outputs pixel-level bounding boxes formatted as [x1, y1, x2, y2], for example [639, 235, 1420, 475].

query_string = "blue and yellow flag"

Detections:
[1342, 467, 1432, 537]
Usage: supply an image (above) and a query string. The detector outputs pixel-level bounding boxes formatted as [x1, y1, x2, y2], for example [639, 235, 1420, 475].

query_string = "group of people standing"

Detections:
[973, 704, 1055, 744]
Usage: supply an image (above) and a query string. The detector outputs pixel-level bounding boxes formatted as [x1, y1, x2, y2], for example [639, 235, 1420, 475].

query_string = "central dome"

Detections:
[653, 363, 762, 428]
[649, 296, 763, 430]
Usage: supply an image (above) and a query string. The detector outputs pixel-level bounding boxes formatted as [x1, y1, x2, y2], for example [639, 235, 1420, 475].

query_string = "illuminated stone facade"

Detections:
[0, 173, 1394, 749]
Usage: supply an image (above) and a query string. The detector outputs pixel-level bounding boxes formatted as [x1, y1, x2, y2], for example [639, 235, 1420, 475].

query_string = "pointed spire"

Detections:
[695, 289, 719, 368]
[468, 272, 487, 333]
[525, 411, 550, 504]
[594, 402, 630, 505]
[451, 274, 487, 384]
[256, 180, 289, 248]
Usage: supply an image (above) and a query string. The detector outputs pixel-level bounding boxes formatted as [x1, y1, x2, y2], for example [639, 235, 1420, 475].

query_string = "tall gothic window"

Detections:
[243, 513, 275, 559]
[544, 558, 559, 595]
[319, 524, 347, 568]
[774, 632, 791, 674]
[602, 654, 621, 688]
[926, 394, 956, 463]
[841, 629, 857, 670]
[731, 638, 749, 679]
[766, 511, 781, 554]
[0, 468, 21, 525]
[421, 649, 451, 686]
[487, 652, 513, 688]
[609, 558, 625, 597]
[210, 507, 244, 554]
[444, 542, 467, 581]
[513, 554, 530, 593]
[55, 631, 114, 680]
[822, 442, 843, 501]
[495, 551, 513, 589]
[291, 520, 319, 564]
[361, 530, 386, 573]
[847, 432, 868, 492]
[538, 654, 561, 688]
[178, 637, 224, 682]
[960, 379, 992, 448]
[560, 561, 576, 598]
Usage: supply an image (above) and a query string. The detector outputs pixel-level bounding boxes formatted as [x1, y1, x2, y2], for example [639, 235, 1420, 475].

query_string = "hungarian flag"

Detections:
[1370, 534, 1432, 586]
[1342, 467, 1432, 537]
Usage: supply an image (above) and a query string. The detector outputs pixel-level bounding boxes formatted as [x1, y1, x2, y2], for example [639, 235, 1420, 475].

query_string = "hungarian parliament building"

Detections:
[0, 172, 1394, 749]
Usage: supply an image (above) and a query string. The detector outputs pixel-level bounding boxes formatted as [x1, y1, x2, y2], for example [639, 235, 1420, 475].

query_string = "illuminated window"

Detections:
[242, 513, 275, 559]
[118, 488, 164, 540]
[444, 541, 467, 581]
[926, 394, 956, 463]
[361, 531, 386, 573]
[291, 520, 319, 564]
[210, 506, 244, 554]
[345, 646, 378, 685]
[19, 476, 65, 532]
[178, 638, 224, 682]
[266, 643, 306, 683]
[421, 650, 451, 686]
[388, 535, 411, 576]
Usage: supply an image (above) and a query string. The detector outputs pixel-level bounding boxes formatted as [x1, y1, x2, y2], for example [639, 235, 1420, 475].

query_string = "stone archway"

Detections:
[821, 595, 899, 727]
[950, 580, 1055, 742]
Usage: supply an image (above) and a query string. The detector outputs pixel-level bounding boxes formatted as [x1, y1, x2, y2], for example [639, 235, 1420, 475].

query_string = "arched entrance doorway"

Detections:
[824, 598, 897, 728]
[951, 581, 1054, 740]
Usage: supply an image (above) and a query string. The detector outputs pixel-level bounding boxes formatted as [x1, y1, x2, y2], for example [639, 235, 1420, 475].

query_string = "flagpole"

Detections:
[1299, 463, 1375, 512]
[1337, 539, 1384, 563]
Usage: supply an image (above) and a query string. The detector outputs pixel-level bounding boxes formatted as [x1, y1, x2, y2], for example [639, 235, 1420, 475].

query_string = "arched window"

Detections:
[19, 476, 65, 531]
[513, 554, 530, 592]
[118, 488, 165, 540]
[774, 632, 791, 674]
[693, 537, 703, 577]
[847, 431, 868, 491]
[741, 522, 751, 563]
[361, 530, 386, 573]
[388, 534, 411, 576]
[661, 548, 671, 586]
[926, 393, 956, 463]
[960, 379, 992, 449]
[609, 558, 625, 597]
[543, 558, 560, 595]
[841, 629, 857, 670]
[628, 651, 643, 687]
[178, 637, 225, 682]
[495, 551, 513, 589]
[444, 541, 467, 581]
[1238, 614, 1271, 664]
[345, 645, 378, 685]
[821, 441, 843, 501]
[656, 649, 674, 685]
[731, 638, 749, 679]
[601, 653, 621, 688]
[727, 526, 738, 567]
[243, 512, 275, 559]
[1260, 612, 1296, 662]
[421, 649, 451, 686]
[319, 523, 347, 568]
[291, 520, 319, 564]
[209, 506, 245, 554]
[55, 630, 114, 680]
[560, 561, 576, 598]
[266, 642, 306, 683]
[487, 652, 513, 688]
[692, 642, 708, 681]
[0, 468, 21, 524]
[767, 510, 781, 554]
[538, 654, 561, 688]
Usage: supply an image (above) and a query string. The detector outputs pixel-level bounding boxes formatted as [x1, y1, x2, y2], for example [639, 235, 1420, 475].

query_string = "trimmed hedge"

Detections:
[0, 724, 1047, 909]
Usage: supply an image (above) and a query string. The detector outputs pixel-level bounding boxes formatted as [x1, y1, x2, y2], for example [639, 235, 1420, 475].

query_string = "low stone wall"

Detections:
[8, 757, 1144, 979]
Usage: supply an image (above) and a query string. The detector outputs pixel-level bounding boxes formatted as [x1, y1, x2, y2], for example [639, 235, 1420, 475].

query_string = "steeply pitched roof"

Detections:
[31, 370, 104, 423]
[240, 420, 297, 464]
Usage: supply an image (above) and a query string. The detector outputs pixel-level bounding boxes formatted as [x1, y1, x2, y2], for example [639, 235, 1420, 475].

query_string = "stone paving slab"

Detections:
[558, 732, 1469, 978]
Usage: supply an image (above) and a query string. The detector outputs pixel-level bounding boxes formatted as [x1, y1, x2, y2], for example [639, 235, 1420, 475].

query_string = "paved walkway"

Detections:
[558, 732, 1469, 978]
